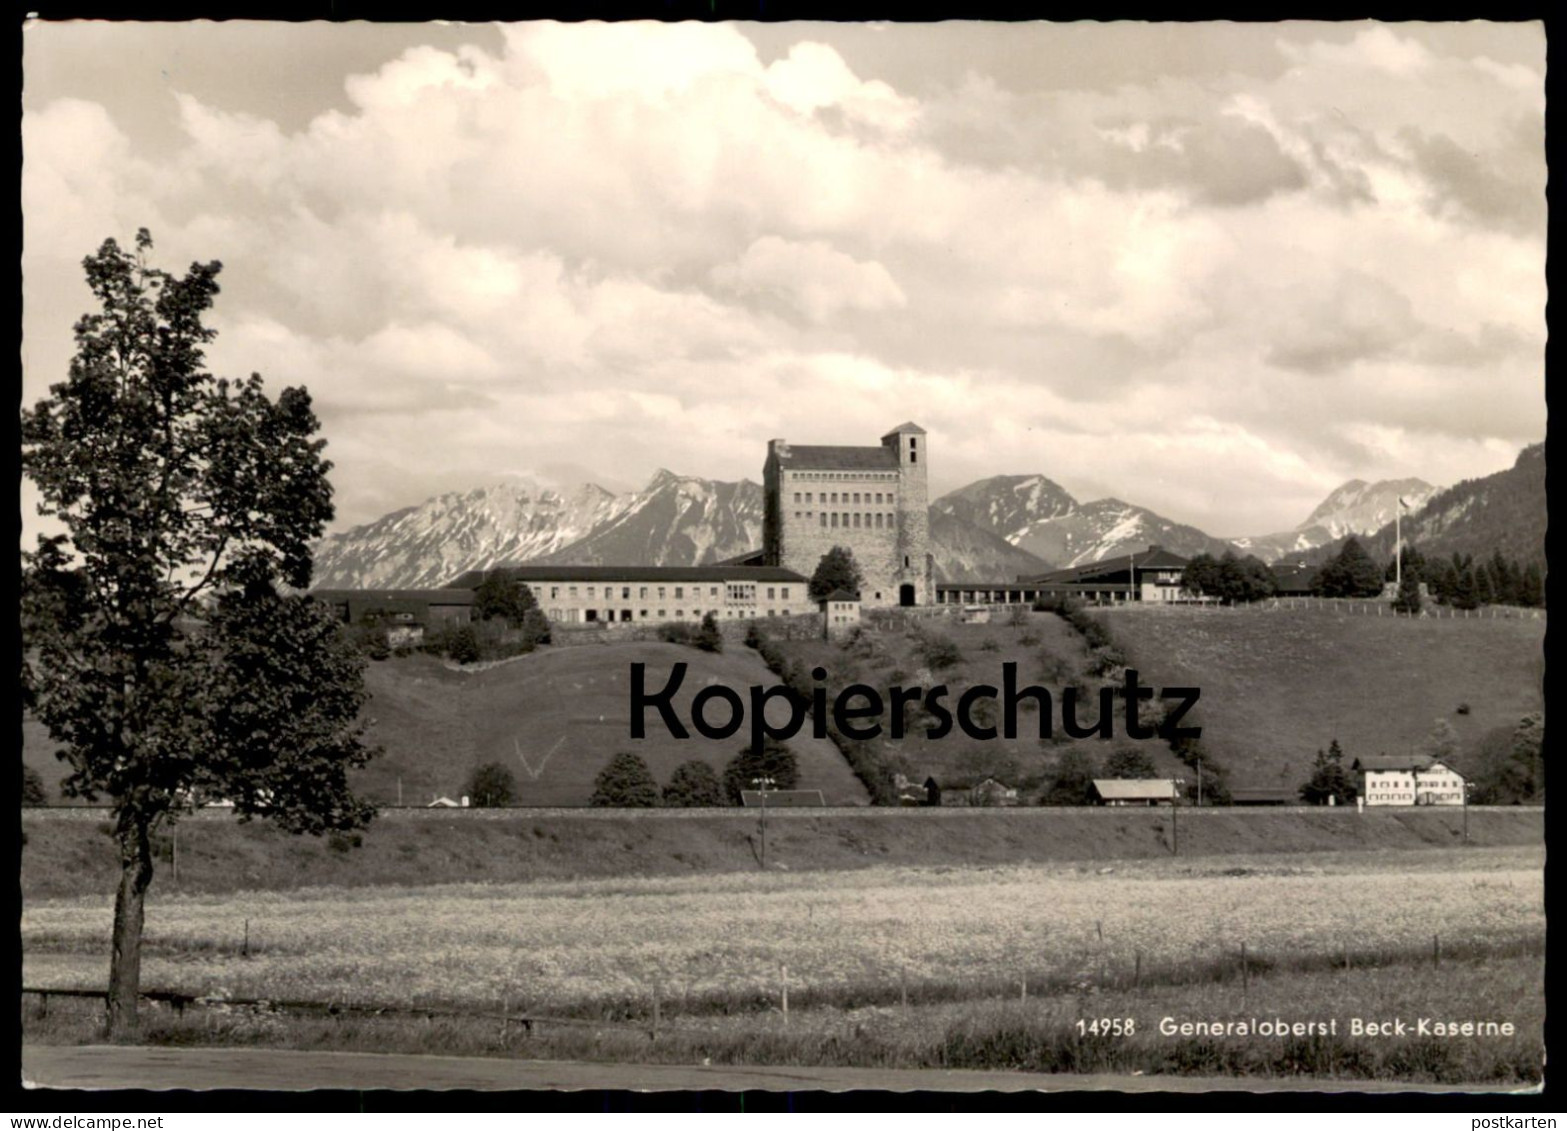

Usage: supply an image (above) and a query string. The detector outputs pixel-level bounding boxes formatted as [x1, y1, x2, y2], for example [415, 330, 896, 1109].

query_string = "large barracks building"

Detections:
[761, 422, 934, 608]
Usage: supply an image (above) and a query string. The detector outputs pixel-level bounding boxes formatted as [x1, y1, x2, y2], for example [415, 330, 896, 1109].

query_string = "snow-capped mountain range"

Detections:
[310, 466, 1459, 589]
[930, 475, 1237, 566]
[1230, 478, 1440, 563]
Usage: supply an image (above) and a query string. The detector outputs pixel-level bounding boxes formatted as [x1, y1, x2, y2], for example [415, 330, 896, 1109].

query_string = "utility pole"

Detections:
[753, 775, 776, 870]
[1171, 778, 1185, 855]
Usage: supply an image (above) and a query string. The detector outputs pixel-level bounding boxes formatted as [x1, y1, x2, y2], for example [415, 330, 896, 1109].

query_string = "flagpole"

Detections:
[1396, 505, 1401, 594]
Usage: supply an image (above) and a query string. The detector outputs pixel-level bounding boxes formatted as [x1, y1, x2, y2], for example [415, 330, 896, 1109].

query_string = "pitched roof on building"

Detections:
[1026, 546, 1189, 585]
[1092, 778, 1179, 801]
[1229, 787, 1299, 804]
[310, 588, 475, 605]
[446, 564, 809, 588]
[776, 444, 901, 471]
[1352, 756, 1432, 773]
[822, 589, 860, 603]
[714, 548, 767, 566]
[739, 789, 826, 807]
[881, 422, 927, 436]
[1353, 756, 1464, 776]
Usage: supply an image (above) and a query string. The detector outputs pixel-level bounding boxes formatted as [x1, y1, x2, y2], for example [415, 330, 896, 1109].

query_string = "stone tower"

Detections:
[762, 423, 932, 607]
[883, 422, 933, 607]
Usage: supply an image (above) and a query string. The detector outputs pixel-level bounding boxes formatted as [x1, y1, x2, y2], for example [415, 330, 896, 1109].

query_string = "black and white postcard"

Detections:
[20, 20, 1547, 1101]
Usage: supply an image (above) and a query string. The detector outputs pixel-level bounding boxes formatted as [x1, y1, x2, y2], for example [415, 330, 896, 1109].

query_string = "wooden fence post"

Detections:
[243, 918, 250, 958]
[781, 963, 788, 1025]
[1134, 950, 1141, 990]
[652, 983, 660, 1042]
[1241, 942, 1249, 999]
[900, 969, 908, 1012]
[1020, 977, 1027, 1002]
[1433, 934, 1441, 967]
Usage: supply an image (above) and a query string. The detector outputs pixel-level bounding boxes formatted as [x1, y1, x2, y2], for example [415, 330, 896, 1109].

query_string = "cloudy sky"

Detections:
[22, 20, 1546, 541]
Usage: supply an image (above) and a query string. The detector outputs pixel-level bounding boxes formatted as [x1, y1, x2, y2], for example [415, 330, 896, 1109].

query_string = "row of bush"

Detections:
[1043, 598, 1232, 804]
[348, 610, 552, 664]
[588, 744, 801, 807]
[747, 625, 901, 805]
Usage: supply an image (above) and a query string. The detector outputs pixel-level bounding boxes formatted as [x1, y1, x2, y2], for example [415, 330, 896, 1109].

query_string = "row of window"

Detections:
[560, 608, 795, 623]
[789, 471, 896, 482]
[787, 511, 898, 529]
[547, 584, 790, 601]
[793, 490, 894, 505]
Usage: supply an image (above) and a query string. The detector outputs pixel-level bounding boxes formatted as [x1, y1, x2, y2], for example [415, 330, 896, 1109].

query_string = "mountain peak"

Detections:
[1300, 477, 1438, 533]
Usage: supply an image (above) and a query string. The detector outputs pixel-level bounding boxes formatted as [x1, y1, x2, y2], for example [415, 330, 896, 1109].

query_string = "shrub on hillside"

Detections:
[723, 741, 800, 805]
[695, 612, 723, 653]
[590, 753, 661, 808]
[1103, 745, 1160, 780]
[464, 761, 517, 808]
[919, 633, 963, 671]
[519, 608, 552, 648]
[446, 625, 482, 665]
[348, 622, 391, 661]
[662, 760, 726, 807]
[743, 621, 766, 650]
[657, 622, 700, 645]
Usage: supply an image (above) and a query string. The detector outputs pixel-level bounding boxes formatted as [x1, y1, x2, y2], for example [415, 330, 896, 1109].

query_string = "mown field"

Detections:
[25, 643, 871, 809]
[22, 847, 1545, 1084]
[1097, 605, 1546, 790]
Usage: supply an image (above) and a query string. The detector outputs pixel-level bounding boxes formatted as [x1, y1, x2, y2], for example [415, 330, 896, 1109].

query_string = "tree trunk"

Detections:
[106, 813, 155, 1039]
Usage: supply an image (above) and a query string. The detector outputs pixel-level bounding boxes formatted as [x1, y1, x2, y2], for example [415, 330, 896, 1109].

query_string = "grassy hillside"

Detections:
[771, 613, 1188, 793]
[1097, 605, 1545, 790]
[356, 644, 869, 806]
[22, 643, 870, 809]
[19, 807, 1542, 899]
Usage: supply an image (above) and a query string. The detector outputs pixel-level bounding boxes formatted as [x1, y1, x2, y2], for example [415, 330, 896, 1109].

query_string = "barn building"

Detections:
[763, 423, 934, 608]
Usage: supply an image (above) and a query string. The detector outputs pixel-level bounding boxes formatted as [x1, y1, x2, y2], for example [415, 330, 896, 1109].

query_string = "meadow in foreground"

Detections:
[23, 848, 1543, 1016]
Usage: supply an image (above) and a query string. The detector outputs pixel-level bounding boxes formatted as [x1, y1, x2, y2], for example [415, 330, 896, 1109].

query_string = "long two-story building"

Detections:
[445, 564, 813, 624]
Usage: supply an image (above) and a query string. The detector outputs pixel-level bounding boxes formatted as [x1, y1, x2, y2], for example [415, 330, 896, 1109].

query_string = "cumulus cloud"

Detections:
[712, 236, 906, 323]
[21, 21, 1546, 539]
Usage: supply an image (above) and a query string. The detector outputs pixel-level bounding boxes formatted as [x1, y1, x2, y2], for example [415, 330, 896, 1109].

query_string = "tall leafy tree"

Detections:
[1392, 568, 1422, 614]
[1181, 553, 1222, 599]
[1040, 747, 1099, 806]
[662, 759, 726, 807]
[1315, 538, 1385, 598]
[20, 231, 375, 1036]
[723, 740, 800, 804]
[808, 545, 864, 602]
[464, 762, 517, 807]
[473, 572, 538, 626]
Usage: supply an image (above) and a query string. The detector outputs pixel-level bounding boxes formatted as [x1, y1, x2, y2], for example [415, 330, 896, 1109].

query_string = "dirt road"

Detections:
[20, 1045, 1524, 1095]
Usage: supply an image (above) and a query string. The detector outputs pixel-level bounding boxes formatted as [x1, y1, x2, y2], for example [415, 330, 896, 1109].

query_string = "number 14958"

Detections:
[1077, 1017, 1135, 1037]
